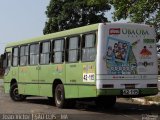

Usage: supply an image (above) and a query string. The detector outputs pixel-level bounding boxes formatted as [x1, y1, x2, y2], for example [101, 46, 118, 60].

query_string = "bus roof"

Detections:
[6, 23, 99, 48]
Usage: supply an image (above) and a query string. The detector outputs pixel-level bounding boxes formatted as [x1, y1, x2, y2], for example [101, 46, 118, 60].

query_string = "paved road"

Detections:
[0, 86, 160, 120]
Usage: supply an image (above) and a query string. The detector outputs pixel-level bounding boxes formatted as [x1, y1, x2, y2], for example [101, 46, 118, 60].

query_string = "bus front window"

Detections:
[3, 52, 11, 75]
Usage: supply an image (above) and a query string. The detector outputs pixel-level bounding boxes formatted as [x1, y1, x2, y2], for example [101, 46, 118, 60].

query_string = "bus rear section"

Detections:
[96, 23, 158, 99]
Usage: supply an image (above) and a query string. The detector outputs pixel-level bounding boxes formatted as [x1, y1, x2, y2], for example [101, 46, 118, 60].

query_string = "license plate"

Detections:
[122, 89, 139, 95]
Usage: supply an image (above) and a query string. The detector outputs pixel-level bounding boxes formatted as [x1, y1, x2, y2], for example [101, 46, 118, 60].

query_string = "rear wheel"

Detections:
[55, 84, 76, 108]
[95, 96, 116, 108]
[55, 84, 66, 108]
[10, 83, 26, 101]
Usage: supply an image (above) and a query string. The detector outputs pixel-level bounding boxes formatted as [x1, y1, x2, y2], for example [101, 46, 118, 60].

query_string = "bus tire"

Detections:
[10, 83, 26, 101]
[55, 84, 66, 108]
[95, 96, 116, 108]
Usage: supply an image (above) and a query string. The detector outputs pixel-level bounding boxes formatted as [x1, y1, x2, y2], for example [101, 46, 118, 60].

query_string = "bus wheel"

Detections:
[95, 96, 116, 108]
[10, 83, 26, 101]
[55, 84, 66, 108]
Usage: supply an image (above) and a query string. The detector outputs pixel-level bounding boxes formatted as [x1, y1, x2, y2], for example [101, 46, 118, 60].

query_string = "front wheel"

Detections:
[10, 83, 26, 101]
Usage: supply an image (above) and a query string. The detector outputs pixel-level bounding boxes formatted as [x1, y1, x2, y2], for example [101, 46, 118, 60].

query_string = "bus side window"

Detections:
[52, 39, 64, 63]
[12, 47, 19, 66]
[66, 36, 80, 62]
[2, 52, 11, 68]
[7, 53, 11, 67]
[20, 45, 29, 66]
[82, 33, 96, 62]
[40, 41, 50, 64]
[29, 44, 39, 65]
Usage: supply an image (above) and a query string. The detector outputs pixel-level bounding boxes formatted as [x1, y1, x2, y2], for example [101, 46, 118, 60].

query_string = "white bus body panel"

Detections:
[96, 23, 158, 89]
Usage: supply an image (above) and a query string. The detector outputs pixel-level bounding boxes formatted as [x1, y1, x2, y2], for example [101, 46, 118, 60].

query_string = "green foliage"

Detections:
[111, 0, 160, 41]
[43, 0, 111, 34]
[111, 0, 160, 24]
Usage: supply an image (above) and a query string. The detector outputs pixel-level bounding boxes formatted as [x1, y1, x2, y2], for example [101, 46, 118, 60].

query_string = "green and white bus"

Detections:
[1, 23, 159, 108]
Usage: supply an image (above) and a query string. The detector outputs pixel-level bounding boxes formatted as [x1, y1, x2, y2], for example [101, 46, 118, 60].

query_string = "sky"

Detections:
[0, 1, 128, 54]
[0, 1, 50, 54]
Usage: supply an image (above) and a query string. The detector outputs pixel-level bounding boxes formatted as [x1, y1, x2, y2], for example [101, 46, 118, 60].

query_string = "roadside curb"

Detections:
[132, 98, 160, 105]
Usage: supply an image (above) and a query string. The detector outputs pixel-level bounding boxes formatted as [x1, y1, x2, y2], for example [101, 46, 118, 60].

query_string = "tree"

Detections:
[111, 0, 160, 40]
[43, 0, 111, 34]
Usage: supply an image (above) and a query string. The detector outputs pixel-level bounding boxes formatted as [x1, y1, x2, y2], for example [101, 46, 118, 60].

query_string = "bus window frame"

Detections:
[81, 33, 96, 62]
[29, 43, 40, 66]
[2, 51, 11, 76]
[12, 47, 19, 67]
[66, 35, 81, 63]
[19, 45, 29, 66]
[40, 40, 51, 65]
[52, 38, 65, 64]
[2, 52, 10, 68]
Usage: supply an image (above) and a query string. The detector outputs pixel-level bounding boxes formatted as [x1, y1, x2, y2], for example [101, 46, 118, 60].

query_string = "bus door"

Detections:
[38, 41, 52, 96]
[22, 44, 39, 95]
[78, 33, 97, 97]
[19, 46, 29, 94]
[65, 36, 80, 98]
